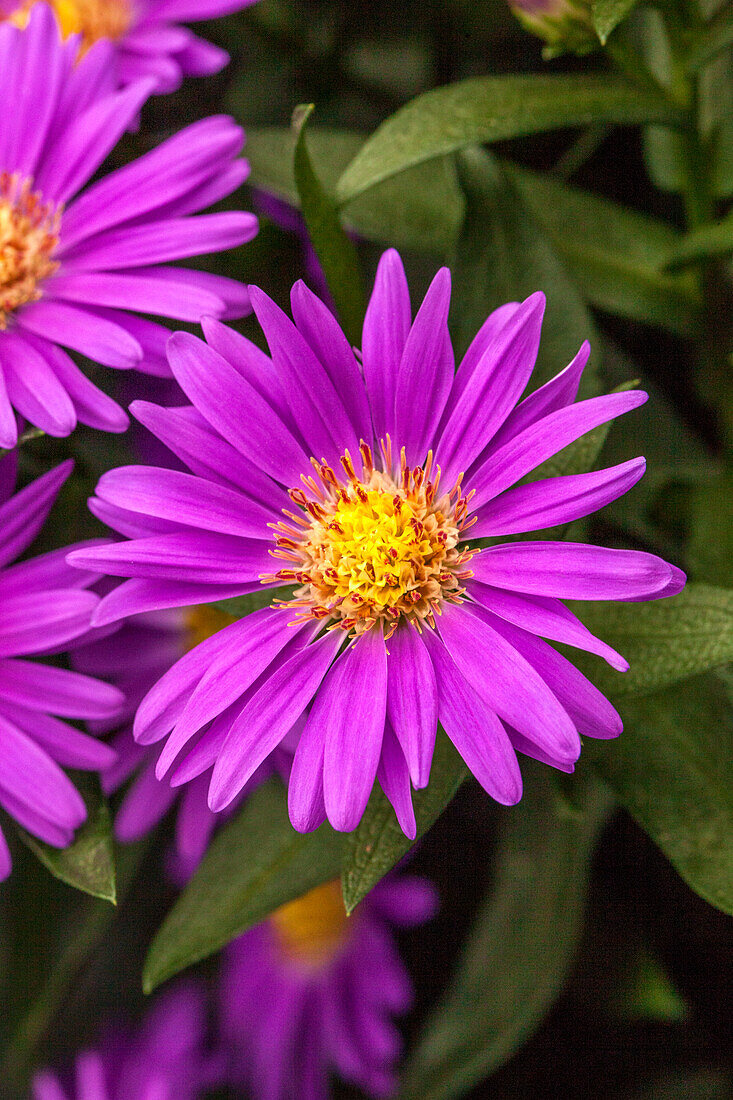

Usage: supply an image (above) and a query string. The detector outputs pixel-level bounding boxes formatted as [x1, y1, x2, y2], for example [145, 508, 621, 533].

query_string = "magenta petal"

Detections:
[470, 541, 673, 600]
[466, 389, 648, 510]
[421, 629, 523, 805]
[115, 758, 177, 843]
[435, 291, 545, 485]
[0, 713, 86, 827]
[361, 248, 411, 444]
[321, 628, 388, 832]
[288, 710, 327, 833]
[0, 824, 10, 882]
[66, 531, 273, 583]
[0, 460, 72, 568]
[488, 615, 622, 740]
[0, 659, 124, 719]
[209, 630, 344, 812]
[466, 583, 628, 671]
[472, 458, 646, 538]
[0, 589, 98, 658]
[167, 330, 309, 486]
[17, 300, 143, 368]
[393, 267, 453, 466]
[95, 466, 273, 539]
[437, 602, 579, 760]
[386, 624, 437, 787]
[377, 722, 416, 839]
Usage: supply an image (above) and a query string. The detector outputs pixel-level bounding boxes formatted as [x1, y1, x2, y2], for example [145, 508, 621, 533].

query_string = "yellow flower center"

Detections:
[185, 605, 237, 651]
[0, 173, 60, 329]
[6, 0, 132, 53]
[266, 442, 476, 638]
[270, 880, 350, 967]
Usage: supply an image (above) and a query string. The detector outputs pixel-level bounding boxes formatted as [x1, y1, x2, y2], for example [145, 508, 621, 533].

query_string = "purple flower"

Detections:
[73, 604, 280, 880]
[32, 981, 221, 1099]
[69, 249, 685, 838]
[0, 456, 123, 881]
[1, 0, 260, 91]
[220, 873, 437, 1099]
[0, 4, 257, 449]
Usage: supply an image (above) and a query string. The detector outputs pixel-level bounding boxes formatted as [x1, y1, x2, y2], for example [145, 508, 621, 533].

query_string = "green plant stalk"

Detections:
[675, 63, 733, 450]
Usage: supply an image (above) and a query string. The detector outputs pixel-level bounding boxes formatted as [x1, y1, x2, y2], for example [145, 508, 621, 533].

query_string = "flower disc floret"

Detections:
[9, 0, 132, 52]
[272, 445, 476, 637]
[0, 173, 60, 327]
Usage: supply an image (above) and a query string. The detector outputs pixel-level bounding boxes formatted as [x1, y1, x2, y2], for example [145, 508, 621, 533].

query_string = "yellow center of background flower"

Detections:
[7, 0, 131, 52]
[268, 443, 476, 638]
[185, 605, 237, 651]
[0, 173, 60, 328]
[270, 880, 350, 966]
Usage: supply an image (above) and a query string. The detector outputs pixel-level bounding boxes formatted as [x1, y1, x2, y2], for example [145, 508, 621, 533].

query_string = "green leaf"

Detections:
[687, 474, 733, 587]
[664, 212, 733, 268]
[684, 6, 733, 73]
[399, 768, 612, 1100]
[19, 793, 115, 904]
[291, 104, 365, 346]
[247, 127, 464, 257]
[450, 146, 600, 393]
[591, 0, 641, 45]
[505, 163, 702, 336]
[575, 583, 733, 698]
[341, 731, 467, 916]
[336, 75, 681, 205]
[211, 585, 293, 618]
[143, 780, 343, 993]
[586, 672, 733, 914]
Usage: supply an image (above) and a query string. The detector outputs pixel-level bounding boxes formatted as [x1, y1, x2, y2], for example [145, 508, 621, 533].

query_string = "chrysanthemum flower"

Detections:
[73, 603, 281, 880]
[220, 872, 437, 1099]
[69, 249, 685, 837]
[1, 0, 259, 91]
[32, 981, 221, 1099]
[0, 4, 256, 449]
[0, 456, 123, 881]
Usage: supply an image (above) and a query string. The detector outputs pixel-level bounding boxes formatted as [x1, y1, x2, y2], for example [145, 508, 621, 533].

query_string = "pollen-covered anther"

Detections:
[277, 447, 476, 637]
[0, 173, 61, 328]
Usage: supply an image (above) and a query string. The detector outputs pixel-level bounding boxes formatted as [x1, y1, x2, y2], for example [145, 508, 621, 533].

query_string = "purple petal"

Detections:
[90, 577, 259, 626]
[435, 292, 545, 485]
[250, 286, 360, 468]
[377, 722, 416, 839]
[362, 249, 411, 444]
[422, 628, 523, 804]
[7, 704, 116, 770]
[17, 301, 143, 368]
[386, 624, 437, 787]
[95, 466, 273, 539]
[466, 583, 628, 670]
[0, 460, 72, 568]
[488, 615, 622, 739]
[0, 333, 77, 437]
[393, 267, 453, 466]
[0, 825, 10, 882]
[466, 389, 648, 511]
[115, 758, 177, 842]
[287, 708, 327, 833]
[472, 457, 647, 537]
[209, 630, 344, 811]
[65, 531, 273, 583]
[0, 713, 86, 827]
[291, 280, 373, 445]
[470, 541, 673, 600]
[436, 602, 579, 761]
[321, 628, 388, 832]
[0, 589, 98, 658]
[0, 659, 124, 719]
[167, 331, 309, 486]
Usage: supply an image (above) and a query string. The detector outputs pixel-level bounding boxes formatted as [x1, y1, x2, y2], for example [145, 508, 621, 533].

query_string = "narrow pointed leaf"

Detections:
[143, 780, 343, 993]
[400, 767, 612, 1100]
[336, 75, 681, 204]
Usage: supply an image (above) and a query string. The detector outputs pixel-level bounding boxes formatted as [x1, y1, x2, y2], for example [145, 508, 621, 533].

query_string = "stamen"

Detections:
[0, 173, 61, 327]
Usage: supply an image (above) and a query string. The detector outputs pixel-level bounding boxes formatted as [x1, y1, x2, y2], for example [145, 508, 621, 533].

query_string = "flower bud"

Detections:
[508, 0, 599, 58]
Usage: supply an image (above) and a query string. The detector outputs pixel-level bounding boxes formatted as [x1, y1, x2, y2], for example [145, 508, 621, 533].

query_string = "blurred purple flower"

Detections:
[69, 248, 685, 838]
[32, 981, 221, 1099]
[0, 4, 257, 448]
[220, 873, 438, 1099]
[0, 456, 122, 881]
[0, 0, 260, 91]
[73, 603, 281, 881]
[254, 189, 334, 306]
